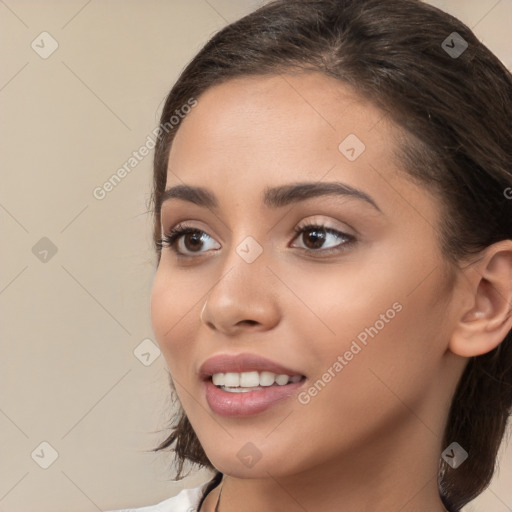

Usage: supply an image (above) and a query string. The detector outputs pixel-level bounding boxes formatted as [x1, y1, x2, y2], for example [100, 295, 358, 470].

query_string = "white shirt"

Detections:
[107, 481, 210, 512]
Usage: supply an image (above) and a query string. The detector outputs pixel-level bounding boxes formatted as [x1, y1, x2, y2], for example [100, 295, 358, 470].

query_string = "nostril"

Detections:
[238, 320, 258, 326]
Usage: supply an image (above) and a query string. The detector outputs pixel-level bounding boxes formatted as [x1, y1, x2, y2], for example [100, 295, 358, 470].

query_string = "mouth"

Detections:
[208, 371, 306, 392]
[199, 352, 306, 382]
[199, 352, 307, 416]
[203, 371, 307, 417]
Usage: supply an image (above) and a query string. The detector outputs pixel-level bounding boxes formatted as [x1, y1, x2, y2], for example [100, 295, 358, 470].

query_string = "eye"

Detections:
[290, 223, 355, 255]
[157, 223, 220, 256]
[157, 221, 356, 258]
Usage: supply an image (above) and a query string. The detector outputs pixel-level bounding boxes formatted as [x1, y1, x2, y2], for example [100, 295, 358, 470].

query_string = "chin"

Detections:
[204, 445, 301, 479]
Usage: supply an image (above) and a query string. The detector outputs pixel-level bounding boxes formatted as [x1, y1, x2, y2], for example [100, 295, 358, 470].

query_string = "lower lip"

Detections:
[204, 378, 306, 417]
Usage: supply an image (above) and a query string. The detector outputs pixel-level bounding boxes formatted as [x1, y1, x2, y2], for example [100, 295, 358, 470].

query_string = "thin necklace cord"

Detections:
[214, 480, 224, 512]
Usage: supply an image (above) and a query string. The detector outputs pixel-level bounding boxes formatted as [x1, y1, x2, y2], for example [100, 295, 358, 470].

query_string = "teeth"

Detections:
[240, 371, 260, 387]
[275, 374, 289, 386]
[223, 372, 240, 387]
[211, 371, 303, 388]
[259, 371, 275, 386]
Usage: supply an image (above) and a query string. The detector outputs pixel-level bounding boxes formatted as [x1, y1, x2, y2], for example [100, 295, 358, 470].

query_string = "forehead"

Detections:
[167, 72, 395, 180]
[164, 72, 438, 227]
[169, 72, 391, 164]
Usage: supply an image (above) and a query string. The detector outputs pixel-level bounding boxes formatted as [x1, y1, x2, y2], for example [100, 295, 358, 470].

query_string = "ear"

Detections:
[449, 240, 512, 358]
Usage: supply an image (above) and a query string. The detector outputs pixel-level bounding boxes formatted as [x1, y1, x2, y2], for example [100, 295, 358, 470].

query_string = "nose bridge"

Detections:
[214, 230, 270, 299]
[202, 229, 280, 330]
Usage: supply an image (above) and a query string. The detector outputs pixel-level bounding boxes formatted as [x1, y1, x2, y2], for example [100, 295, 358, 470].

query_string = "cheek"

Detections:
[150, 273, 174, 346]
[149, 267, 201, 368]
[287, 298, 441, 465]
[287, 257, 449, 407]
[280, 259, 406, 357]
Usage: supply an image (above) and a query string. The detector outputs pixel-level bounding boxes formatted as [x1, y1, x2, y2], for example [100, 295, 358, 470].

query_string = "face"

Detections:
[150, 72, 460, 478]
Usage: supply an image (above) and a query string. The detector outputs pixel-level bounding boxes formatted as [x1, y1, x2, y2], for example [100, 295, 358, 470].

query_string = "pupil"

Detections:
[186, 232, 203, 251]
[305, 229, 325, 249]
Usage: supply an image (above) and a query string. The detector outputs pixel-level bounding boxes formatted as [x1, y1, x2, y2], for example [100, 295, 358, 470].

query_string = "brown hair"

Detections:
[149, 1, 512, 510]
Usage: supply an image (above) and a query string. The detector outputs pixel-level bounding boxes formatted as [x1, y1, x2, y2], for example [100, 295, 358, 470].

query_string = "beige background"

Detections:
[1, 1, 511, 511]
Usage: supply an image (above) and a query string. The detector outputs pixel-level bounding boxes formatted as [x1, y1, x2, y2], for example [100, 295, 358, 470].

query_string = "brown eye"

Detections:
[291, 224, 355, 254]
[157, 224, 221, 256]
[181, 231, 207, 252]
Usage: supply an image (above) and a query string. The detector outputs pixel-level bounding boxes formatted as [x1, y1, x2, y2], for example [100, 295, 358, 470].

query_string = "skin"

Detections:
[150, 72, 512, 512]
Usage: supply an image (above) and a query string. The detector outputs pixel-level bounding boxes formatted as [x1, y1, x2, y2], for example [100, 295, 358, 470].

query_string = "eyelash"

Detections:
[157, 222, 356, 258]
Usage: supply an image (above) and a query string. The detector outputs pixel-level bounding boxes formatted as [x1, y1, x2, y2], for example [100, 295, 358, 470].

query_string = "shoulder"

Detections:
[106, 481, 209, 512]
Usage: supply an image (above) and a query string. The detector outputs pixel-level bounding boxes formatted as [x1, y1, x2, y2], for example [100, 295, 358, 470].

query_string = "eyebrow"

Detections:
[160, 181, 382, 213]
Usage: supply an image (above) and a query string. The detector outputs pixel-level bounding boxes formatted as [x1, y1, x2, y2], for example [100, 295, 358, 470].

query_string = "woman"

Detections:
[110, 0, 512, 510]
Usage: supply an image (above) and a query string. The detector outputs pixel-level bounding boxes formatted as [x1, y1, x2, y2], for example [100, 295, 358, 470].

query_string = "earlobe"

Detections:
[449, 241, 512, 358]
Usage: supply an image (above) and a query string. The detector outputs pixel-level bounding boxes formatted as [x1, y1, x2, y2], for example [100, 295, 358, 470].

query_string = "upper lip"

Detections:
[199, 352, 305, 381]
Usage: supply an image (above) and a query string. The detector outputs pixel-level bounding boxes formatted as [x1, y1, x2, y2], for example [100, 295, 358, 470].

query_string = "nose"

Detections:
[200, 246, 281, 335]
